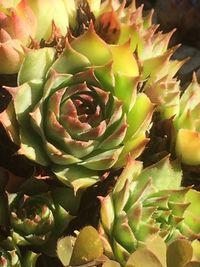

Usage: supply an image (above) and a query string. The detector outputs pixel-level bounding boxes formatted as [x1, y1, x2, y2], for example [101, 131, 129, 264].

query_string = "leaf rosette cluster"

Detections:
[0, 23, 154, 190]
[8, 191, 72, 249]
[0, 237, 21, 267]
[56, 226, 200, 267]
[99, 156, 200, 265]
[173, 74, 200, 166]
[0, 236, 40, 267]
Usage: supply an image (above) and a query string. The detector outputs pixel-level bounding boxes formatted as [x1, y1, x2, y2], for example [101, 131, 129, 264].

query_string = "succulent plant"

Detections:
[8, 191, 73, 250]
[0, 22, 155, 189]
[25, 0, 76, 40]
[0, 237, 40, 267]
[173, 74, 200, 166]
[77, 0, 185, 120]
[0, 237, 22, 267]
[99, 155, 200, 265]
[0, 28, 26, 75]
[0, 0, 77, 74]
[103, 236, 200, 267]
[0, 0, 37, 45]
[0, 1, 200, 266]
[57, 225, 104, 266]
[0, 0, 36, 74]
[57, 227, 200, 267]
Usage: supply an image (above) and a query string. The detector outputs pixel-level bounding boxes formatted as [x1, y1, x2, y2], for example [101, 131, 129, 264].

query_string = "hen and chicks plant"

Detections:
[0, 0, 200, 267]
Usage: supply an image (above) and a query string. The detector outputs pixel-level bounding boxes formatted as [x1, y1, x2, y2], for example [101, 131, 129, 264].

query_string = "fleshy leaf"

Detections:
[145, 235, 167, 267]
[125, 93, 154, 140]
[176, 129, 200, 165]
[18, 48, 55, 84]
[192, 240, 200, 261]
[167, 239, 193, 267]
[79, 147, 124, 170]
[52, 165, 99, 190]
[57, 236, 76, 266]
[70, 226, 103, 266]
[137, 155, 182, 191]
[109, 42, 139, 76]
[94, 63, 115, 93]
[71, 23, 112, 66]
[9, 82, 49, 165]
[114, 134, 149, 168]
[114, 73, 138, 112]
[184, 190, 200, 235]
[126, 248, 163, 267]
[21, 251, 40, 267]
[99, 195, 115, 234]
[52, 42, 90, 74]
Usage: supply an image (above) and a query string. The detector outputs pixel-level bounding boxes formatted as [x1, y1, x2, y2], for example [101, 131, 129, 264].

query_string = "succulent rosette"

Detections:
[25, 0, 76, 40]
[0, 237, 21, 267]
[56, 228, 200, 267]
[0, 0, 77, 74]
[102, 236, 200, 267]
[99, 155, 200, 265]
[173, 74, 200, 166]
[0, 0, 37, 45]
[85, 0, 184, 119]
[8, 191, 73, 248]
[0, 0, 36, 74]
[0, 24, 154, 189]
[0, 237, 40, 267]
[0, 0, 76, 43]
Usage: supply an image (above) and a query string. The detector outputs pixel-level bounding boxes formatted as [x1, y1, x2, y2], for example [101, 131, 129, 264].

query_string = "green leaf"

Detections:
[167, 239, 193, 267]
[99, 195, 115, 234]
[79, 147, 123, 170]
[125, 93, 154, 140]
[137, 155, 182, 191]
[192, 240, 200, 261]
[175, 129, 200, 166]
[142, 52, 171, 80]
[114, 73, 138, 113]
[185, 190, 200, 235]
[94, 63, 115, 93]
[52, 165, 99, 191]
[71, 24, 112, 66]
[40, 201, 73, 257]
[57, 236, 76, 266]
[70, 226, 103, 266]
[114, 134, 149, 168]
[109, 43, 139, 77]
[145, 235, 167, 267]
[126, 248, 163, 267]
[10, 81, 48, 165]
[21, 251, 40, 267]
[113, 212, 137, 253]
[52, 186, 82, 215]
[0, 101, 19, 145]
[18, 48, 55, 85]
[52, 43, 90, 74]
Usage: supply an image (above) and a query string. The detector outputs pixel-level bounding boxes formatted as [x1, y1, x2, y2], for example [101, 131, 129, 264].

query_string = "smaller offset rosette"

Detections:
[0, 24, 154, 189]
[9, 192, 72, 247]
[99, 156, 200, 265]
[0, 237, 21, 267]
[0, 236, 40, 267]
[173, 74, 200, 166]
